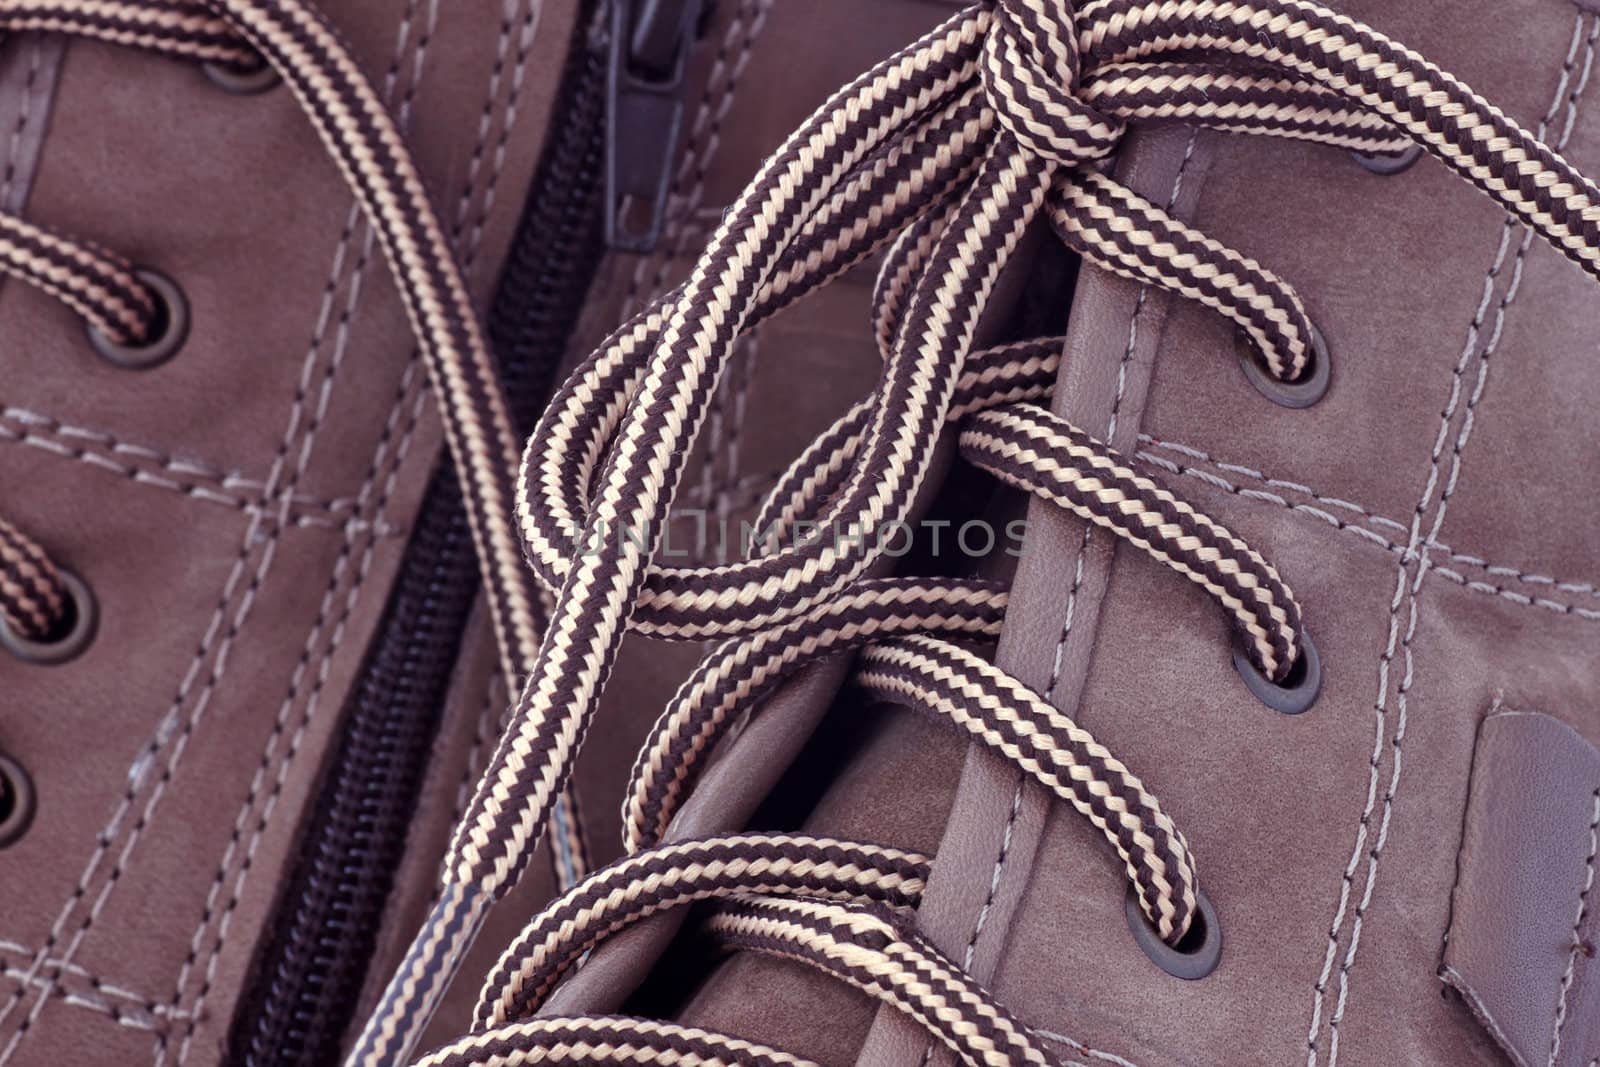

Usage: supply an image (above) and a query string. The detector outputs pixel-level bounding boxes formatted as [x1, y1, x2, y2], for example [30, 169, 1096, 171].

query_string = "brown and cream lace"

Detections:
[0, 1, 1597, 1065]
[371, 1, 1600, 1064]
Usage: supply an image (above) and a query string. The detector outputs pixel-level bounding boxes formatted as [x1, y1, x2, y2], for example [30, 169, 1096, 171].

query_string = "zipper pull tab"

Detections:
[605, 0, 706, 252]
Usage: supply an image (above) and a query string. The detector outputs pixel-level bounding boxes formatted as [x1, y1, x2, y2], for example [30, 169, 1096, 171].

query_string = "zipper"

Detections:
[228, 5, 610, 1062]
[604, 0, 708, 251]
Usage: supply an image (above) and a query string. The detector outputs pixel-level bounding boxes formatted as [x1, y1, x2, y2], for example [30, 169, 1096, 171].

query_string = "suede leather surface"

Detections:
[895, 1, 1600, 1065]
[49, 0, 1580, 1060]
[0, 3, 575, 1062]
[530, 2, 1600, 1066]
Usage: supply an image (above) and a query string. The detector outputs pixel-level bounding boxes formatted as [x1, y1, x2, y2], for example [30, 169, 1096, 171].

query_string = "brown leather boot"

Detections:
[349, 0, 1600, 1065]
[0, 1, 971, 1063]
[0, 1, 594, 1064]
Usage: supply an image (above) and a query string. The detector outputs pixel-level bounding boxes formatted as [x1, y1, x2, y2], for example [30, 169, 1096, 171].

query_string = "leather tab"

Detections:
[1442, 710, 1600, 1067]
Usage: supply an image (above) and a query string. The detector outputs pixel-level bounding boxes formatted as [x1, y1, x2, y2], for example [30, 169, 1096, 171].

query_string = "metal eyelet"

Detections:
[0, 569, 97, 666]
[1125, 887, 1222, 980]
[1237, 324, 1331, 409]
[1351, 144, 1423, 176]
[0, 752, 35, 848]
[85, 268, 189, 370]
[1233, 627, 1321, 715]
[203, 55, 281, 95]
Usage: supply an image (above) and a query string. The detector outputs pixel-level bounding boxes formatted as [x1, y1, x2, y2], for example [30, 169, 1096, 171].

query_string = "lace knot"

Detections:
[982, 0, 1123, 165]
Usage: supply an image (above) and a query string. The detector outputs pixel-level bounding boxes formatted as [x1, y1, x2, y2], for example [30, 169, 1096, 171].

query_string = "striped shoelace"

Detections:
[0, 1, 1594, 1065]
[361, 1, 1600, 1065]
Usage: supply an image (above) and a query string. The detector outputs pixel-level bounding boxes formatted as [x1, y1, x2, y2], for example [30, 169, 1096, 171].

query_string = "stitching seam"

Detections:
[1035, 1028, 1143, 1067]
[1551, 788, 1600, 1066]
[0, 4, 444, 1055]
[162, 0, 550, 1058]
[918, 128, 1200, 1067]
[0, 407, 384, 531]
[164, 0, 552, 1056]
[1440, 963, 1535, 1067]
[452, 676, 510, 833]
[1307, 15, 1597, 1062]
[0, 940, 189, 1036]
[1136, 439, 1600, 621]
[162, 359, 431, 1066]
[0, 42, 39, 208]
[620, 0, 771, 314]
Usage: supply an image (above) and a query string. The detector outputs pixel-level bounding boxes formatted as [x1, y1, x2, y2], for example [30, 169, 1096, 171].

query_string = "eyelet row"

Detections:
[32, 48, 282, 619]
[1352, 144, 1424, 176]
[0, 572, 88, 847]
[1215, 149, 1421, 728]
[1126, 887, 1223, 979]
[1234, 628, 1322, 715]
[82, 51, 280, 372]
[1133, 142, 1398, 970]
[84, 267, 190, 370]
[1237, 323, 1331, 409]
[0, 52, 283, 847]
[1126, 624, 1318, 977]
[203, 55, 281, 95]
[0, 570, 97, 667]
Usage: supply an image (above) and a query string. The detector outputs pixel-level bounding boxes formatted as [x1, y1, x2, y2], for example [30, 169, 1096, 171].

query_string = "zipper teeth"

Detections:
[230, 8, 608, 1063]
[489, 8, 610, 425]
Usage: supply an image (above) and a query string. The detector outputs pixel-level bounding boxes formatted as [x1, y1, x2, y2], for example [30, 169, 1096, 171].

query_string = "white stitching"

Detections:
[452, 676, 510, 831]
[1309, 16, 1598, 1062]
[0, 42, 41, 209]
[164, 2, 550, 1058]
[1439, 963, 1534, 1067]
[1551, 789, 1600, 1066]
[1438, 551, 1600, 600]
[1036, 1028, 1143, 1067]
[1429, 565, 1600, 621]
[0, 6, 442, 1056]
[619, 0, 772, 314]
[0, 940, 191, 1036]
[674, 467, 780, 512]
[0, 406, 378, 528]
[165, 364, 432, 1065]
[962, 782, 1024, 974]
[446, 0, 544, 254]
[1136, 437, 1600, 621]
[919, 129, 1202, 1067]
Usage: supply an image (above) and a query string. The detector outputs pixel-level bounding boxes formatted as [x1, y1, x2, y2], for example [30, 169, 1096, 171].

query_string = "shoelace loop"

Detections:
[380, 0, 1600, 1063]
[355, 0, 1600, 1060]
[3, 1, 1593, 1064]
